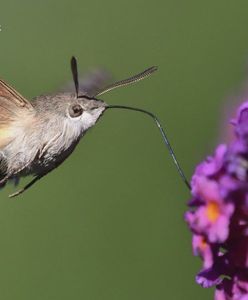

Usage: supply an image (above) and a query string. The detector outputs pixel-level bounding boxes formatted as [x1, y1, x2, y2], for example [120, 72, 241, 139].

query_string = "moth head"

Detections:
[66, 56, 158, 131]
[32, 92, 106, 135]
[66, 96, 106, 131]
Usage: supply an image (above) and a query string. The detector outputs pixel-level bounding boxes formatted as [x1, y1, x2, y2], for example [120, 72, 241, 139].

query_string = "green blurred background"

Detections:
[0, 1, 248, 299]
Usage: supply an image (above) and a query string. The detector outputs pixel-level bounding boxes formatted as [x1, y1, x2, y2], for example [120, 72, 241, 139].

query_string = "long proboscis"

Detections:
[106, 105, 191, 190]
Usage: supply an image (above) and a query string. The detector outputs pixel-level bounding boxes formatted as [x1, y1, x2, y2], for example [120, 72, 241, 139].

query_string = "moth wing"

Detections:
[0, 79, 33, 109]
[61, 69, 112, 97]
[79, 69, 112, 97]
[0, 79, 34, 148]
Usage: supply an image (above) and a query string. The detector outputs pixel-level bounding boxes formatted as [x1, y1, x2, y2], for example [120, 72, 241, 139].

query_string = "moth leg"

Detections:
[5, 151, 41, 193]
[8, 173, 46, 198]
[0, 172, 16, 187]
[0, 175, 8, 187]
[0, 165, 29, 189]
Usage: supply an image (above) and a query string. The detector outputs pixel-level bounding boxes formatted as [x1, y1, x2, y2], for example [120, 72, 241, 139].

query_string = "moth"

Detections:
[0, 57, 167, 197]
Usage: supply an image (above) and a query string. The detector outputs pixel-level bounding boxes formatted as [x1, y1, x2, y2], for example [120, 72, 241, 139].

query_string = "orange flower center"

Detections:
[206, 201, 220, 222]
[199, 236, 207, 251]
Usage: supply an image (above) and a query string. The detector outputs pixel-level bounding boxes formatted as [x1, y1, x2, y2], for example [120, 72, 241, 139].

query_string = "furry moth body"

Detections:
[0, 57, 159, 197]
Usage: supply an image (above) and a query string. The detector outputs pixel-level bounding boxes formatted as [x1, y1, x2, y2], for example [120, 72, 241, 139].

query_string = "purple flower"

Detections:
[192, 234, 213, 268]
[215, 272, 248, 300]
[185, 101, 248, 299]
[185, 160, 235, 243]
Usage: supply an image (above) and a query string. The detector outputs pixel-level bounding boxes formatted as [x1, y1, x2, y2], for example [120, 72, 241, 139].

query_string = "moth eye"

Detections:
[69, 104, 84, 118]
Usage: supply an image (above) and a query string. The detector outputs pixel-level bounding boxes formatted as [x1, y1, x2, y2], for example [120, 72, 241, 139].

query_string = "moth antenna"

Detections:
[95, 66, 158, 97]
[106, 105, 191, 190]
[71, 56, 79, 98]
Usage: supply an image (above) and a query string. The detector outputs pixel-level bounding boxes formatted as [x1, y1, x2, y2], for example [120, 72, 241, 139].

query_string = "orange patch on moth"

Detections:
[206, 201, 220, 222]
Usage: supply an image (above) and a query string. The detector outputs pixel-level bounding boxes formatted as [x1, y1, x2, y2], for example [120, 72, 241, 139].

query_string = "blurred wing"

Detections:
[61, 69, 112, 97]
[79, 69, 112, 97]
[0, 79, 34, 148]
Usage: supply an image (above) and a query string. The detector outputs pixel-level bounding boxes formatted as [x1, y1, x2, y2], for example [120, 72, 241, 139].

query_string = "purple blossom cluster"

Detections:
[185, 102, 248, 299]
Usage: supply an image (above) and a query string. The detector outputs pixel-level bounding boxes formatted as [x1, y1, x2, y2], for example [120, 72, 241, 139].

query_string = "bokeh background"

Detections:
[1, 1, 248, 299]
